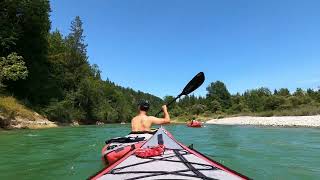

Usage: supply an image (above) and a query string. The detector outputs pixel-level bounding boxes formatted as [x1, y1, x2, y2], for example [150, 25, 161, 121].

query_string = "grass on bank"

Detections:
[0, 96, 35, 120]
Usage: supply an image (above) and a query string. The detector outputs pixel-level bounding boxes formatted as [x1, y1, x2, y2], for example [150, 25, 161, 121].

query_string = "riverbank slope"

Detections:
[0, 96, 57, 129]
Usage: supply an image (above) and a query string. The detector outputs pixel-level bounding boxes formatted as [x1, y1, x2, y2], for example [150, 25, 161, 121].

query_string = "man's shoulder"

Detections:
[133, 115, 153, 120]
[146, 116, 158, 121]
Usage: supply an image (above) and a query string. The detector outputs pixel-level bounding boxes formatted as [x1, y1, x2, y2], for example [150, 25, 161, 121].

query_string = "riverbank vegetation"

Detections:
[0, 0, 162, 128]
[169, 81, 320, 122]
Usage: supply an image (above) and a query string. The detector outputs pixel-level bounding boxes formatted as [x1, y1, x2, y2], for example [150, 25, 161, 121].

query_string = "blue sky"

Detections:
[50, 0, 320, 98]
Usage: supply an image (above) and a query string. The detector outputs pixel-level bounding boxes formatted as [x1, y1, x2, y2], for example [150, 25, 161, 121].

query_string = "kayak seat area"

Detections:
[105, 136, 146, 144]
[99, 149, 242, 180]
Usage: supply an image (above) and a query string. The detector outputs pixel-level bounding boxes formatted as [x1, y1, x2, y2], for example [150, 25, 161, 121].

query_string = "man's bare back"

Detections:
[131, 104, 170, 132]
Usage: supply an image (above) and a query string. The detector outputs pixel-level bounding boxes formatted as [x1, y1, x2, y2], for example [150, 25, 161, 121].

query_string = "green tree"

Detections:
[229, 93, 247, 113]
[306, 88, 317, 100]
[206, 81, 231, 109]
[67, 16, 88, 58]
[288, 96, 303, 107]
[0, 53, 28, 87]
[64, 17, 91, 90]
[276, 88, 290, 97]
[243, 88, 271, 112]
[317, 89, 320, 103]
[3, 0, 51, 105]
[47, 30, 68, 99]
[208, 100, 222, 113]
[293, 88, 304, 96]
[264, 96, 286, 110]
[191, 104, 206, 115]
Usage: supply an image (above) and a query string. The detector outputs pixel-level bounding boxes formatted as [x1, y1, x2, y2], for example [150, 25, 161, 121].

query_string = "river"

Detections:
[0, 124, 319, 180]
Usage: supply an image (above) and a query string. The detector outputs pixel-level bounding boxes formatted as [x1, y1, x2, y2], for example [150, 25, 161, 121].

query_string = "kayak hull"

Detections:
[91, 127, 250, 180]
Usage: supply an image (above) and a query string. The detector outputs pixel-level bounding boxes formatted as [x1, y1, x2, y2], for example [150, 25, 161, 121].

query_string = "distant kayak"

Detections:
[90, 127, 249, 180]
[187, 120, 203, 128]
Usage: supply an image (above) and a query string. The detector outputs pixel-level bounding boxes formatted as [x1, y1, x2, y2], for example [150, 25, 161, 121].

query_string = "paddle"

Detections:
[155, 72, 205, 117]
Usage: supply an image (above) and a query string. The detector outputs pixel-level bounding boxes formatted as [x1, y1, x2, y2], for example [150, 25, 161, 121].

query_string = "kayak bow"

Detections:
[90, 127, 250, 180]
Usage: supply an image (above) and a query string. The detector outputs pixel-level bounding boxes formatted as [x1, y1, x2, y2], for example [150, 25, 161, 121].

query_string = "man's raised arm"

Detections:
[149, 105, 170, 125]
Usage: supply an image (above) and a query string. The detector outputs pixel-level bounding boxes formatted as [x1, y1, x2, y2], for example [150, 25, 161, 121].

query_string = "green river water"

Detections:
[0, 124, 319, 180]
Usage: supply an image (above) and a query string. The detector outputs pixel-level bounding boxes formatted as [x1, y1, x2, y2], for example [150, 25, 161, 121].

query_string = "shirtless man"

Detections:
[131, 100, 170, 132]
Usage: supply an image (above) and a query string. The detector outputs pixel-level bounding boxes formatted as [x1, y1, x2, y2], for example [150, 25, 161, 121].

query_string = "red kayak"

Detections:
[187, 120, 202, 128]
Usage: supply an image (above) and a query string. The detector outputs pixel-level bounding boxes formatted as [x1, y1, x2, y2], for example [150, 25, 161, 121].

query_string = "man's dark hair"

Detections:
[138, 100, 150, 112]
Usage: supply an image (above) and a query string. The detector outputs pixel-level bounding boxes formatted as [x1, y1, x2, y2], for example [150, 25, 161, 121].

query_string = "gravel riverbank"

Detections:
[206, 115, 320, 127]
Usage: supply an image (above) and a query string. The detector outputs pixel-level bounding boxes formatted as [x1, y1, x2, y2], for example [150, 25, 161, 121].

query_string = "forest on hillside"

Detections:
[0, 0, 163, 124]
[1, 1, 320, 126]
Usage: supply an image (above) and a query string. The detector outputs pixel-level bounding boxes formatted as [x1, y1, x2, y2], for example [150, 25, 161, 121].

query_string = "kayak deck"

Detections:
[97, 149, 243, 180]
[91, 127, 250, 180]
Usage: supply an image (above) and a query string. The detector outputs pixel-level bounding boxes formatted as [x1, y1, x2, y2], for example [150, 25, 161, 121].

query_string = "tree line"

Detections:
[167, 81, 320, 119]
[0, 0, 163, 124]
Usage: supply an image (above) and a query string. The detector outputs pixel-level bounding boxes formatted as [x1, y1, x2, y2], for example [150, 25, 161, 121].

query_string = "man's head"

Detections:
[138, 100, 150, 112]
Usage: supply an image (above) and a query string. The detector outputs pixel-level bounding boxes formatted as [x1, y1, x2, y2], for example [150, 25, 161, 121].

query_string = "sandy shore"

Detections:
[206, 115, 320, 127]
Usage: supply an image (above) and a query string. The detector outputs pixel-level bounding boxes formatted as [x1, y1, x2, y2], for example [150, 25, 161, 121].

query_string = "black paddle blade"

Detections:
[181, 72, 205, 96]
[154, 72, 205, 117]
